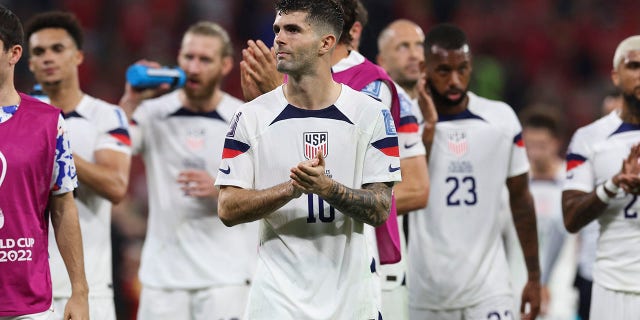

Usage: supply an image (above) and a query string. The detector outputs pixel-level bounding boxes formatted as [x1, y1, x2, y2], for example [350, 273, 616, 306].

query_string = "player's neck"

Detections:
[284, 72, 340, 110]
[0, 80, 20, 107]
[435, 96, 468, 116]
[180, 88, 222, 113]
[403, 84, 418, 100]
[46, 83, 84, 114]
[330, 43, 350, 67]
[619, 104, 640, 124]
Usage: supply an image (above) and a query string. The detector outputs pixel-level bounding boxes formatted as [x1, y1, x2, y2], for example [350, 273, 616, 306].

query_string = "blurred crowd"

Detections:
[3, 0, 640, 318]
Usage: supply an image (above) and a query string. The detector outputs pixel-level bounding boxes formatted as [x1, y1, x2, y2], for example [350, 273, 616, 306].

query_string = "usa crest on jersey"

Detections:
[447, 130, 468, 157]
[304, 132, 328, 160]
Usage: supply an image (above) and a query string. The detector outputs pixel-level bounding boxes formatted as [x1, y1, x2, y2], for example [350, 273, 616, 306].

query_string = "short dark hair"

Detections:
[355, 0, 368, 28]
[0, 5, 24, 51]
[519, 106, 563, 138]
[275, 0, 344, 41]
[424, 23, 468, 52]
[24, 11, 84, 50]
[337, 0, 357, 45]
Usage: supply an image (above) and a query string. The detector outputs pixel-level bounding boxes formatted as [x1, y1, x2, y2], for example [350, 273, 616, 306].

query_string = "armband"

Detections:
[604, 179, 620, 194]
[595, 184, 611, 204]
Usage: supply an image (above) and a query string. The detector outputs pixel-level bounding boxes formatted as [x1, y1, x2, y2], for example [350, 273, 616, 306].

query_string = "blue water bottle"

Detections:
[126, 64, 187, 89]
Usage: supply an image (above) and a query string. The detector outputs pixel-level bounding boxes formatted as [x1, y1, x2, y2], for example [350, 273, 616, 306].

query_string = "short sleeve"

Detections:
[51, 115, 78, 195]
[563, 129, 594, 193]
[96, 107, 132, 155]
[396, 89, 426, 159]
[362, 108, 402, 185]
[507, 110, 530, 178]
[215, 110, 255, 189]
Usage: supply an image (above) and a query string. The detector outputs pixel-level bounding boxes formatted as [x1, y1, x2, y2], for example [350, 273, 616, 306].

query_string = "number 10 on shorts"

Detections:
[307, 194, 335, 223]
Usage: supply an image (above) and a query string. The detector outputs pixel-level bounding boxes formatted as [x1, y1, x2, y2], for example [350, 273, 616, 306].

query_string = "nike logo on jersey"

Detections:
[388, 165, 401, 172]
[219, 166, 231, 174]
[404, 141, 418, 149]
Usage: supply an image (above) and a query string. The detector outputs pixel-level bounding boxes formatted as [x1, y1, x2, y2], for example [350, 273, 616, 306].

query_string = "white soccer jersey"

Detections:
[408, 92, 530, 309]
[564, 111, 640, 293]
[48, 95, 131, 298]
[215, 84, 401, 320]
[132, 90, 257, 289]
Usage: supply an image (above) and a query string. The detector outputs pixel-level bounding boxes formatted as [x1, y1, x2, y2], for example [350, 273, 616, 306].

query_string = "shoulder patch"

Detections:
[382, 109, 397, 135]
[361, 81, 382, 99]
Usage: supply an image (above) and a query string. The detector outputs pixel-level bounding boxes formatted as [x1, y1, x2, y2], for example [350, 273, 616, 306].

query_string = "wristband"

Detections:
[596, 184, 611, 204]
[604, 179, 620, 194]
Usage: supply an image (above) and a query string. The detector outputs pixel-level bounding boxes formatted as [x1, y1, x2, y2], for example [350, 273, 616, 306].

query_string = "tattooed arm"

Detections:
[290, 153, 392, 227]
[506, 172, 541, 320]
[218, 182, 302, 226]
[321, 181, 392, 226]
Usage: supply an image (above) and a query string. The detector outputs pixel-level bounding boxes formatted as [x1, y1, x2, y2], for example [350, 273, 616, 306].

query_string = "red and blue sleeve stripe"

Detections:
[222, 138, 250, 159]
[372, 137, 399, 157]
[108, 128, 131, 146]
[566, 153, 587, 171]
[397, 115, 419, 133]
[513, 132, 524, 147]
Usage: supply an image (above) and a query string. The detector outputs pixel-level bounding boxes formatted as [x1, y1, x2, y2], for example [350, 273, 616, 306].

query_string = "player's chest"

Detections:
[592, 134, 640, 179]
[152, 118, 229, 152]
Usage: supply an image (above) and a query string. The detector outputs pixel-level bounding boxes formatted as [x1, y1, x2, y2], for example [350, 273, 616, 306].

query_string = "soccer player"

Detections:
[215, 0, 400, 318]
[118, 22, 257, 320]
[407, 24, 541, 320]
[562, 35, 640, 319]
[239, 0, 429, 262]
[0, 5, 88, 320]
[504, 107, 577, 318]
[25, 11, 132, 320]
[376, 18, 438, 320]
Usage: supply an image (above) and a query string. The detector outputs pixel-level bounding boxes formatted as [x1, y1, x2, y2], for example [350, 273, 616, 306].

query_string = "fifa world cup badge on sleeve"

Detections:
[382, 109, 396, 135]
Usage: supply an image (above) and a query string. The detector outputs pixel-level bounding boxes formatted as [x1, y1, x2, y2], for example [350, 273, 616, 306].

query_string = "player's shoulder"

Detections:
[337, 84, 387, 114]
[77, 94, 125, 117]
[216, 92, 244, 120]
[19, 92, 59, 114]
[467, 91, 519, 125]
[137, 90, 181, 116]
[468, 91, 513, 115]
[572, 111, 621, 141]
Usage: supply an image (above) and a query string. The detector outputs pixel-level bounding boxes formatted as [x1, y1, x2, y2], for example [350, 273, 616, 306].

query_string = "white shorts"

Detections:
[0, 305, 54, 320]
[590, 282, 640, 320]
[137, 284, 250, 320]
[51, 296, 115, 320]
[381, 284, 408, 320]
[409, 295, 515, 320]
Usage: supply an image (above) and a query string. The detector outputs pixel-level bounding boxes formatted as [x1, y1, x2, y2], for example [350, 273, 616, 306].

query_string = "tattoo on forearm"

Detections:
[322, 181, 392, 226]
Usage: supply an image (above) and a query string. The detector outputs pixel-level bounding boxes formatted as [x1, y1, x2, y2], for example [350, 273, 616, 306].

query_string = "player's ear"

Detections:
[319, 34, 336, 55]
[611, 68, 620, 87]
[8, 44, 21, 66]
[221, 55, 233, 76]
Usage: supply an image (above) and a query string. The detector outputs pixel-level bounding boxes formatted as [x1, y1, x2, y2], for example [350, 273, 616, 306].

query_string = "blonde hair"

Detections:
[185, 21, 233, 57]
[612, 35, 640, 69]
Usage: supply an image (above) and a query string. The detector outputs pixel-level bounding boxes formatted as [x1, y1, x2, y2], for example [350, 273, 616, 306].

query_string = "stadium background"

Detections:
[3, 0, 639, 318]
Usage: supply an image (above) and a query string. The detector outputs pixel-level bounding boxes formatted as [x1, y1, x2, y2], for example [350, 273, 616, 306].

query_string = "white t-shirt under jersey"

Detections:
[564, 110, 640, 293]
[215, 84, 401, 320]
[48, 94, 131, 298]
[132, 90, 257, 289]
[408, 91, 530, 310]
